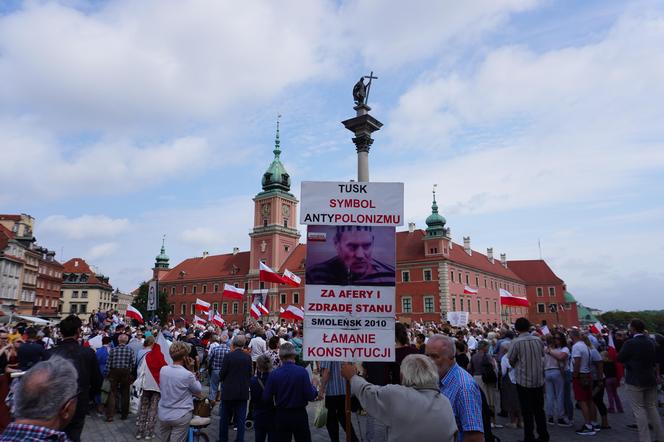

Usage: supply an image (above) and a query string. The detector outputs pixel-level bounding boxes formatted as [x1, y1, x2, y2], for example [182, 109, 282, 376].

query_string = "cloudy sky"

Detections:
[1, 0, 663, 311]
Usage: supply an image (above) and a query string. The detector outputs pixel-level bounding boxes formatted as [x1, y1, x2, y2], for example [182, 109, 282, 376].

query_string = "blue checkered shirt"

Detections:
[208, 343, 230, 371]
[0, 423, 71, 441]
[320, 361, 346, 396]
[107, 344, 135, 372]
[439, 362, 484, 441]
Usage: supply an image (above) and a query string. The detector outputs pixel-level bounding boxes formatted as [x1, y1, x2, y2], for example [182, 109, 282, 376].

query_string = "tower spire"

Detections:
[273, 114, 281, 158]
[425, 184, 446, 236]
[155, 234, 170, 269]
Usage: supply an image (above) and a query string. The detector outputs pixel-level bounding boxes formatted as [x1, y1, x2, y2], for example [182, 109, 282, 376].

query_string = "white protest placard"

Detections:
[446, 311, 469, 327]
[300, 181, 404, 226]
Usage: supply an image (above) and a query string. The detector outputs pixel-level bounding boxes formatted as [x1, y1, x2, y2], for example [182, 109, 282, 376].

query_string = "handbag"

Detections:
[313, 401, 327, 428]
[481, 356, 498, 384]
[194, 398, 213, 417]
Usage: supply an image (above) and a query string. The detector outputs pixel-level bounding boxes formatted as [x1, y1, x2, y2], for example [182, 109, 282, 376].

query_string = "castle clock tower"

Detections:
[249, 119, 300, 274]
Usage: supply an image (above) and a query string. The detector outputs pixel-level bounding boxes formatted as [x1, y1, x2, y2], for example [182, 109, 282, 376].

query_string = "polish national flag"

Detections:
[193, 315, 206, 327]
[280, 305, 304, 321]
[195, 298, 210, 313]
[223, 283, 244, 300]
[589, 321, 603, 335]
[211, 313, 225, 328]
[259, 262, 286, 284]
[155, 332, 173, 366]
[463, 285, 478, 295]
[499, 288, 529, 307]
[126, 305, 144, 324]
[258, 303, 269, 315]
[282, 269, 301, 287]
[250, 303, 261, 320]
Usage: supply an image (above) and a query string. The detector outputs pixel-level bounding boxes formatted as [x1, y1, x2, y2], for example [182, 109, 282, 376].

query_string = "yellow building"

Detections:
[61, 258, 114, 320]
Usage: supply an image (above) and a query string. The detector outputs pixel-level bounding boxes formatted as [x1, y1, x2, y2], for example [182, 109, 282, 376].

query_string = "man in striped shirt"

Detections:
[507, 317, 549, 442]
[207, 336, 230, 401]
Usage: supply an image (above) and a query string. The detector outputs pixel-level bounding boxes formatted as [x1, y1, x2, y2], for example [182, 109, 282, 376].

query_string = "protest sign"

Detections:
[302, 181, 402, 362]
[147, 280, 157, 311]
[446, 311, 469, 327]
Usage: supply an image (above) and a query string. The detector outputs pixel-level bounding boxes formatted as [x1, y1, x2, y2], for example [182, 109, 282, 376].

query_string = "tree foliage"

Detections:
[599, 310, 664, 333]
[131, 281, 171, 325]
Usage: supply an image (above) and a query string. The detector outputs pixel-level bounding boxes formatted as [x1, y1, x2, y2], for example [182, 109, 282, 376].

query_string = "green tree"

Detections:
[599, 310, 664, 333]
[131, 281, 171, 325]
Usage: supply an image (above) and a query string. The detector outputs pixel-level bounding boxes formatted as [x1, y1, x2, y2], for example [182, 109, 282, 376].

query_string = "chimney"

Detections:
[232, 247, 239, 255]
[202, 251, 209, 258]
[408, 222, 415, 233]
[74, 260, 79, 267]
[448, 228, 452, 248]
[487, 248, 494, 263]
[500, 253, 507, 267]
[463, 236, 471, 255]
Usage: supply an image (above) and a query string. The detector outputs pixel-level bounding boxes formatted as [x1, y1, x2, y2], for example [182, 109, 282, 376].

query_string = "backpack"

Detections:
[481, 355, 498, 384]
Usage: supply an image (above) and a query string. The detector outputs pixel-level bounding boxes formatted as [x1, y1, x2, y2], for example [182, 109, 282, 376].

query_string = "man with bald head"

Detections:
[426, 335, 484, 442]
[105, 333, 135, 422]
[0, 357, 79, 441]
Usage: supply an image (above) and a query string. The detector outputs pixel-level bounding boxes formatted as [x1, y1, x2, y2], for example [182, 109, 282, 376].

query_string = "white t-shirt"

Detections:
[571, 341, 591, 373]
[249, 336, 267, 361]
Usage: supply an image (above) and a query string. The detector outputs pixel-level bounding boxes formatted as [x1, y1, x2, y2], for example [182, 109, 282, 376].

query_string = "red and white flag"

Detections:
[259, 262, 286, 284]
[589, 321, 603, 334]
[499, 288, 529, 307]
[463, 285, 478, 295]
[155, 332, 173, 366]
[126, 305, 144, 324]
[223, 283, 244, 300]
[280, 305, 304, 321]
[250, 303, 261, 320]
[193, 315, 206, 327]
[258, 303, 269, 315]
[211, 313, 225, 328]
[195, 298, 210, 313]
[282, 269, 301, 287]
[541, 325, 551, 335]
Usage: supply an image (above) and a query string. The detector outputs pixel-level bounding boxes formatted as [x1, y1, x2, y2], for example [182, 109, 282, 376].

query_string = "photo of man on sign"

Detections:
[306, 225, 395, 286]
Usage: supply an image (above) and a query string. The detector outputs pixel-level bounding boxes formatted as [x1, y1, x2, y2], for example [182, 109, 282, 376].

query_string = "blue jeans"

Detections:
[544, 369, 564, 419]
[209, 370, 220, 401]
[220, 400, 247, 442]
[563, 370, 574, 421]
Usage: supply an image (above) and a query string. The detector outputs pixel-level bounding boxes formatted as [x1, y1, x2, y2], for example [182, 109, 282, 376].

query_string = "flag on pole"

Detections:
[282, 269, 301, 287]
[250, 303, 261, 320]
[193, 315, 206, 327]
[155, 331, 173, 366]
[463, 285, 478, 295]
[208, 307, 214, 322]
[195, 298, 210, 313]
[258, 303, 269, 315]
[223, 283, 244, 300]
[126, 305, 144, 324]
[589, 321, 603, 334]
[259, 262, 286, 284]
[211, 313, 225, 328]
[541, 325, 551, 335]
[499, 288, 529, 307]
[280, 305, 304, 321]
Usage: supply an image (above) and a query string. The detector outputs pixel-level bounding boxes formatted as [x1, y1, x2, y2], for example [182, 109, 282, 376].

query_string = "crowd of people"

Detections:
[0, 310, 662, 442]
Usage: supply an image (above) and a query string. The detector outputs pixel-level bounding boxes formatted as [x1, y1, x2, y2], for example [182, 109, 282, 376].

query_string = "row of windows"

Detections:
[536, 302, 571, 313]
[38, 266, 61, 278]
[536, 287, 557, 297]
[400, 296, 435, 313]
[168, 281, 257, 296]
[71, 290, 88, 299]
[450, 296, 499, 315]
[177, 301, 248, 316]
[37, 280, 60, 290]
[280, 293, 299, 305]
[36, 297, 58, 308]
[449, 269, 523, 295]
[400, 269, 433, 283]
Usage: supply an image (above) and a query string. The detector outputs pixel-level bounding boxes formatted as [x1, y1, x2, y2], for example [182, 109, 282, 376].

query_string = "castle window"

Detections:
[423, 269, 432, 281]
[424, 296, 434, 313]
[401, 297, 412, 313]
[263, 219, 268, 227]
[401, 271, 410, 282]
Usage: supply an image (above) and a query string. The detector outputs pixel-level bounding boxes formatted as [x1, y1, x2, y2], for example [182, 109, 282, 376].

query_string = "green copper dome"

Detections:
[155, 237, 169, 269]
[425, 188, 446, 236]
[261, 119, 291, 192]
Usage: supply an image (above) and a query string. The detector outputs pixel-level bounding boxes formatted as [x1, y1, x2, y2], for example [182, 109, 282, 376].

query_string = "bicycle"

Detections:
[187, 415, 211, 442]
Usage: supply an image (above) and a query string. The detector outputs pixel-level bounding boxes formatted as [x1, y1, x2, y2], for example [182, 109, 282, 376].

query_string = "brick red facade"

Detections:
[35, 249, 63, 317]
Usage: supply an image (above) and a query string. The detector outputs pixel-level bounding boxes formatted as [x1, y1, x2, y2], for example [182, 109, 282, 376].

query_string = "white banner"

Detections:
[305, 285, 395, 317]
[300, 181, 404, 226]
[303, 319, 394, 362]
[147, 280, 157, 312]
[446, 311, 469, 327]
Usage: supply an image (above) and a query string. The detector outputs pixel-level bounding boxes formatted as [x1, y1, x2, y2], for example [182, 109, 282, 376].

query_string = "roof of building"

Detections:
[62, 258, 112, 288]
[160, 251, 251, 282]
[279, 243, 307, 274]
[507, 259, 564, 284]
[0, 224, 13, 250]
[564, 291, 577, 303]
[0, 215, 21, 221]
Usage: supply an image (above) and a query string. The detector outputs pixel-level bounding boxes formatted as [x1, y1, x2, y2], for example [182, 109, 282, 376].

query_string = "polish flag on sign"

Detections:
[280, 305, 304, 321]
[223, 284, 244, 300]
[195, 298, 210, 313]
[259, 262, 286, 284]
[258, 303, 269, 315]
[126, 305, 144, 324]
[499, 288, 529, 307]
[589, 321, 603, 334]
[463, 285, 478, 295]
[282, 269, 301, 287]
[211, 313, 225, 328]
[193, 315, 206, 327]
[250, 303, 261, 320]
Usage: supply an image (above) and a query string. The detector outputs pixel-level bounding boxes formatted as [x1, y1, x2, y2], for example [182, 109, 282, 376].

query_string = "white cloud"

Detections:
[88, 242, 118, 259]
[180, 227, 225, 249]
[39, 214, 130, 240]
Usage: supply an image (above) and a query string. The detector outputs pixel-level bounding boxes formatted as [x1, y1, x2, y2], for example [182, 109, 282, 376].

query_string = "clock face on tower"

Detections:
[262, 203, 271, 216]
[282, 204, 290, 217]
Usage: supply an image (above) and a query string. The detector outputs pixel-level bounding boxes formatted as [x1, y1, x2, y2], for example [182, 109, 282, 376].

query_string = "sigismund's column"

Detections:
[342, 74, 383, 182]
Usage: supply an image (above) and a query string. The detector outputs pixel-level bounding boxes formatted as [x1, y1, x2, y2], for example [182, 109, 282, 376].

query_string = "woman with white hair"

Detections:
[341, 354, 457, 442]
